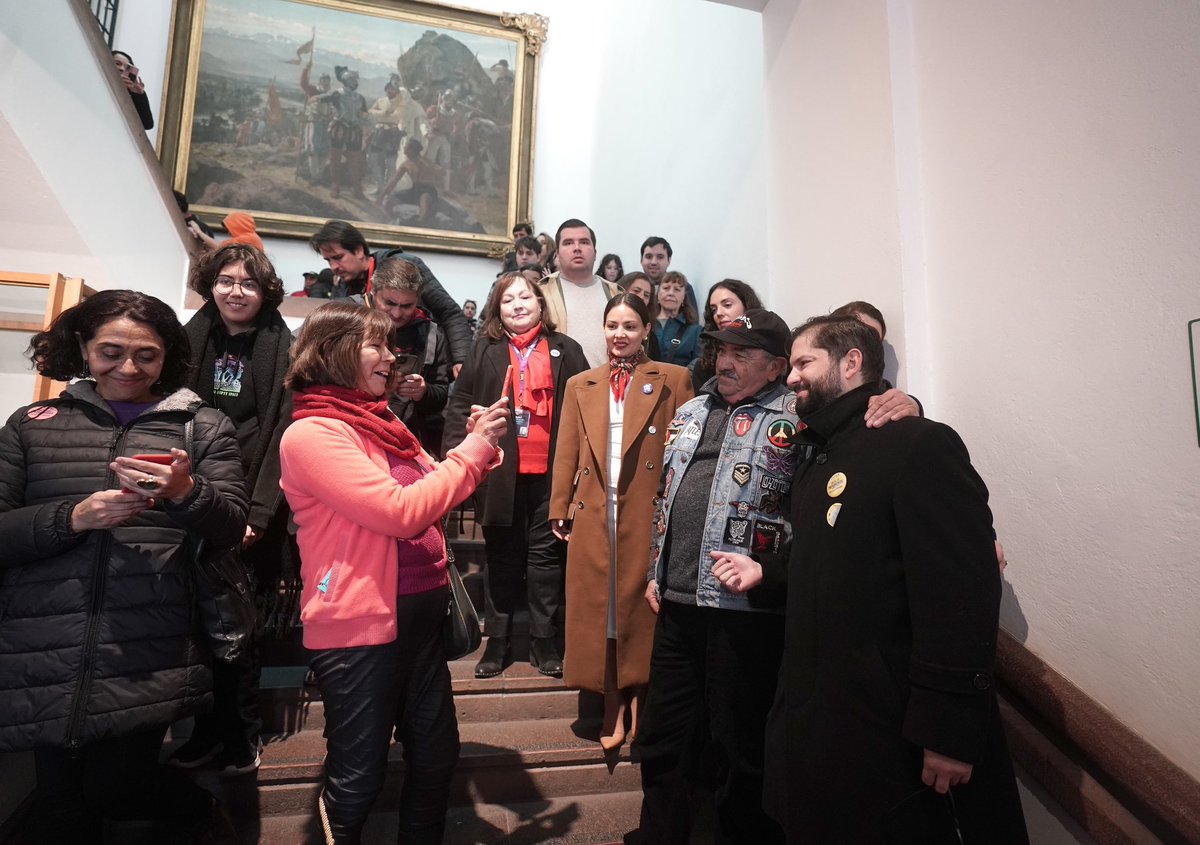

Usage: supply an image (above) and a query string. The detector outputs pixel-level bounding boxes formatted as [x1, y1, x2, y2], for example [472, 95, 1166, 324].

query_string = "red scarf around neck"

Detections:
[609, 350, 645, 402]
[507, 325, 554, 415]
[292, 384, 421, 460]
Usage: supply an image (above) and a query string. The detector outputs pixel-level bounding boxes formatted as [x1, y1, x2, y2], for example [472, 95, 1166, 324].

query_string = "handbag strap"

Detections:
[182, 419, 203, 561]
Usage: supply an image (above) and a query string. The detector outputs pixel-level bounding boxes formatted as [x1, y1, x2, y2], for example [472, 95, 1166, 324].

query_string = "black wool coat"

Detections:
[443, 329, 588, 527]
[0, 383, 248, 751]
[763, 385, 1028, 844]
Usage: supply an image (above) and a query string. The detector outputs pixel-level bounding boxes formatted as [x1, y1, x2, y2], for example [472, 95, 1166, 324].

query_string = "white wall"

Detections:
[763, 0, 1200, 779]
[0, 2, 193, 422]
[117, 0, 768, 309]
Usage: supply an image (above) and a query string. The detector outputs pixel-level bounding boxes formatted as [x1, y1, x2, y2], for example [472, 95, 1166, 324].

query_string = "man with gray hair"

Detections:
[357, 258, 451, 455]
[629, 309, 923, 844]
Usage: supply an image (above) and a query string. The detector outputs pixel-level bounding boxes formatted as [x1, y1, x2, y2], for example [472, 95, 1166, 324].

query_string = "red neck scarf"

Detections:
[609, 350, 645, 402]
[507, 325, 554, 415]
[292, 384, 421, 460]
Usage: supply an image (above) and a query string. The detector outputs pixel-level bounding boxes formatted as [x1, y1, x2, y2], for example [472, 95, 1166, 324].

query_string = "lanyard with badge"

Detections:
[508, 339, 537, 438]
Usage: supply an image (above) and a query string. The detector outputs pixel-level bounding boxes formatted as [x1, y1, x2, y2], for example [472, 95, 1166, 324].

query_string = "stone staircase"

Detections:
[177, 535, 644, 845]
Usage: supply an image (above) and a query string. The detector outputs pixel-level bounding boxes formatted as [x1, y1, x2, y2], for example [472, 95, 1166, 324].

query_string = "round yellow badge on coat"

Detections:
[826, 472, 847, 498]
[826, 503, 842, 527]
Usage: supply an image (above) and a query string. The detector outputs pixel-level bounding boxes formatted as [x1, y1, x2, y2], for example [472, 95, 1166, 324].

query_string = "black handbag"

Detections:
[184, 420, 256, 663]
[441, 544, 481, 660]
[191, 539, 255, 663]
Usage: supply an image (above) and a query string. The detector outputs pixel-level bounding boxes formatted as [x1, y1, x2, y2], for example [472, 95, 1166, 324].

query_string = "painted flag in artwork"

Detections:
[285, 34, 315, 64]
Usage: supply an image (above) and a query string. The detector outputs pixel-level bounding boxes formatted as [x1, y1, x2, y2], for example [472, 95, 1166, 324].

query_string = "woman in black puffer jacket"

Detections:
[0, 290, 248, 843]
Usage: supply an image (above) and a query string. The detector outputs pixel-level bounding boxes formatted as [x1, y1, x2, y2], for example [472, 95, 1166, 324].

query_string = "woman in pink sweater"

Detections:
[280, 301, 506, 844]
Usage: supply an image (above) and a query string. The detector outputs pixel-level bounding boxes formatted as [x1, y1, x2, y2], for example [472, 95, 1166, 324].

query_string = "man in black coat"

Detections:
[727, 315, 1028, 843]
[309, 219, 471, 374]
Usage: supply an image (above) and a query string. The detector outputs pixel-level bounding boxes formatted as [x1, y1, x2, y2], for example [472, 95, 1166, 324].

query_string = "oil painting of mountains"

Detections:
[160, 0, 543, 254]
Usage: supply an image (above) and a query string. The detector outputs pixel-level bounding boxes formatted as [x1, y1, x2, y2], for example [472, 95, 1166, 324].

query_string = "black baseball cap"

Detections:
[703, 308, 790, 358]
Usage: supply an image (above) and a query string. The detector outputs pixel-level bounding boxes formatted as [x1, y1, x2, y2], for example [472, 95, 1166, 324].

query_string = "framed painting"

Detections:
[159, 0, 547, 256]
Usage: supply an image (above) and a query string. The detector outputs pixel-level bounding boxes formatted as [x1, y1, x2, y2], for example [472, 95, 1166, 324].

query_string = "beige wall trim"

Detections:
[996, 631, 1199, 844]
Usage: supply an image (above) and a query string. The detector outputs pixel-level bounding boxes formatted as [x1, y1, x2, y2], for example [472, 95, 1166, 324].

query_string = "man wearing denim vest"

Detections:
[629, 308, 794, 845]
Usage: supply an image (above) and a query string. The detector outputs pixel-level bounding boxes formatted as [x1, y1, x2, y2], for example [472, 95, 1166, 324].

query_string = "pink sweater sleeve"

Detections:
[281, 417, 496, 538]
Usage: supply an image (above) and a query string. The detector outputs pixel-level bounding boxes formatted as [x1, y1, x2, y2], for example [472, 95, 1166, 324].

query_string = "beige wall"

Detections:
[764, 0, 1200, 778]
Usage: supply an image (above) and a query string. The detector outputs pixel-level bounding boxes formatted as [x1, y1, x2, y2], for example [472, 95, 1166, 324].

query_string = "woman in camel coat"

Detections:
[550, 293, 693, 750]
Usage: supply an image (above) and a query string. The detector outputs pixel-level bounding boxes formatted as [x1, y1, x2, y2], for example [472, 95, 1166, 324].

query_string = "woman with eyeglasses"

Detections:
[0, 290, 247, 841]
[168, 243, 295, 776]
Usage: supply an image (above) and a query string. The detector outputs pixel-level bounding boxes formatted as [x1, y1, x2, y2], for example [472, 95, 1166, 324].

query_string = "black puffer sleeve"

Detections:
[0, 408, 88, 569]
[161, 408, 249, 551]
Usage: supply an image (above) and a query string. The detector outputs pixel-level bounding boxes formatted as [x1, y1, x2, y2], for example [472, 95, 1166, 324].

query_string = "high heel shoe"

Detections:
[627, 687, 644, 744]
[600, 689, 627, 751]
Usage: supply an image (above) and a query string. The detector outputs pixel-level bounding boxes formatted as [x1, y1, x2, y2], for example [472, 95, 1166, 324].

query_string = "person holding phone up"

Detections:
[352, 257, 452, 456]
[444, 270, 590, 679]
[112, 50, 153, 131]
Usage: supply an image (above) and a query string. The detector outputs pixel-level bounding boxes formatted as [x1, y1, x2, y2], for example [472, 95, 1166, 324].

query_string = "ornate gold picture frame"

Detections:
[159, 0, 546, 256]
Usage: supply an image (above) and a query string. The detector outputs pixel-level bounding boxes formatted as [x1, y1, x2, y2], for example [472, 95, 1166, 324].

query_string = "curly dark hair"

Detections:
[29, 289, 191, 391]
[188, 243, 285, 311]
[698, 279, 763, 375]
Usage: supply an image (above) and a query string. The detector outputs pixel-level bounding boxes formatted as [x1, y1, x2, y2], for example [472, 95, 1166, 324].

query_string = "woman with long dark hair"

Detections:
[598, 253, 624, 283]
[280, 302, 506, 843]
[444, 270, 589, 679]
[0, 290, 247, 842]
[550, 293, 694, 751]
[691, 279, 764, 391]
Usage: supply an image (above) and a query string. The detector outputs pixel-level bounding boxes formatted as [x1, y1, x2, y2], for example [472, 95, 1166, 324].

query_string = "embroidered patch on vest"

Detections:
[751, 520, 783, 555]
[723, 518, 750, 547]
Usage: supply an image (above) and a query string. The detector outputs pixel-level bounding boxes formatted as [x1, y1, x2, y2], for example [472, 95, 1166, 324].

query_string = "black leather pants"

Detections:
[310, 585, 459, 844]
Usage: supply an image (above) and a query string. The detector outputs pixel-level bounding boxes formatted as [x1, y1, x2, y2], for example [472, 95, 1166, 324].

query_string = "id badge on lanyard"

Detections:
[513, 408, 531, 438]
[510, 339, 537, 438]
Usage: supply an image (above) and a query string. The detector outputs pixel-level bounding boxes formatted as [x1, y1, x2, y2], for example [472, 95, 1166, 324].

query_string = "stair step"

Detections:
[256, 790, 639, 844]
[181, 718, 639, 817]
[260, 688, 580, 733]
[255, 717, 632, 778]
[260, 649, 574, 734]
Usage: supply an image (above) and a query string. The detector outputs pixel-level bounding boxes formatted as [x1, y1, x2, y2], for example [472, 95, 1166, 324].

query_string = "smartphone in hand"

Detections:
[131, 453, 174, 465]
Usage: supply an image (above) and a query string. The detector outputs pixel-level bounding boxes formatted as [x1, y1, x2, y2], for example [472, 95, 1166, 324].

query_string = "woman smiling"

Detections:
[280, 301, 506, 843]
[173, 243, 294, 776]
[444, 270, 589, 680]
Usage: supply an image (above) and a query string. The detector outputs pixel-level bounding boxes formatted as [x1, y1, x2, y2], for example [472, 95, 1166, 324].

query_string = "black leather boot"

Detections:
[529, 637, 563, 678]
[474, 637, 511, 679]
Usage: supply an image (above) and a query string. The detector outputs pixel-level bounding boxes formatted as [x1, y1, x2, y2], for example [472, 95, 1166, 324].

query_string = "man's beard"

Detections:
[794, 367, 843, 417]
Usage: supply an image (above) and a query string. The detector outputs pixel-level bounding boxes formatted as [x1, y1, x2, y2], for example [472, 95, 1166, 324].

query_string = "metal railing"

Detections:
[89, 0, 120, 48]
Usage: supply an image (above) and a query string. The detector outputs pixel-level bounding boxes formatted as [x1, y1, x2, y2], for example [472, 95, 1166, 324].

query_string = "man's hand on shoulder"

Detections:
[865, 388, 920, 428]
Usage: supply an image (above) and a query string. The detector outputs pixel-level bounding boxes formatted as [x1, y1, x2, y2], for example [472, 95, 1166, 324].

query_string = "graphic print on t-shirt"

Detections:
[214, 353, 245, 399]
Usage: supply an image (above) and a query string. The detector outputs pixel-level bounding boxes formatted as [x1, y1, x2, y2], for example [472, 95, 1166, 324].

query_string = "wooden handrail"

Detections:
[996, 630, 1200, 844]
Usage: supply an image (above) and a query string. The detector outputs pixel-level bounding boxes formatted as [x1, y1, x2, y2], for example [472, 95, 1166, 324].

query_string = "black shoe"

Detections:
[214, 736, 262, 777]
[168, 734, 223, 769]
[530, 637, 563, 678]
[474, 637, 510, 678]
